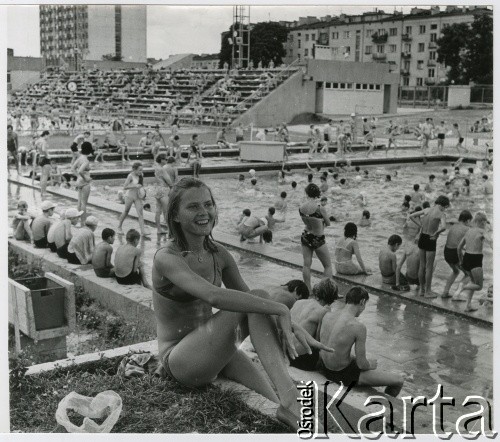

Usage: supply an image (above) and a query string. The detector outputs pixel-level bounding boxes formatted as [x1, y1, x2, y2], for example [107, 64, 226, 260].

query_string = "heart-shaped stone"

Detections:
[56, 390, 123, 433]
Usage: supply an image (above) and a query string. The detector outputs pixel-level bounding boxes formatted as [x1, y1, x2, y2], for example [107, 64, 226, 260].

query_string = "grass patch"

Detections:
[10, 356, 288, 433]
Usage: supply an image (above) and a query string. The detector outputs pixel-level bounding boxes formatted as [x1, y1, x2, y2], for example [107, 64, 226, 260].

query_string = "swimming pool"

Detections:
[91, 160, 493, 295]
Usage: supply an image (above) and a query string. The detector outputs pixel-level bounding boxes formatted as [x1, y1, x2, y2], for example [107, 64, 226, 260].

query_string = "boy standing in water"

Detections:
[442, 210, 472, 299]
[457, 212, 490, 312]
[409, 196, 450, 298]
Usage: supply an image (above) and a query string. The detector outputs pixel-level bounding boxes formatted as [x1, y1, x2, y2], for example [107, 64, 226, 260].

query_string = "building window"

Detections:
[365, 45, 372, 54]
[356, 83, 362, 90]
[378, 29, 386, 36]
[304, 48, 309, 56]
[325, 82, 331, 88]
[405, 26, 412, 35]
[331, 47, 338, 55]
[332, 32, 339, 39]
[419, 25, 426, 34]
[366, 29, 372, 37]
[115, 5, 122, 59]
[340, 82, 345, 89]
[346, 83, 353, 89]
[7, 72, 11, 83]
[298, 39, 301, 48]
[428, 68, 435, 77]
[389, 28, 397, 36]
[430, 33, 437, 42]
[344, 46, 350, 56]
[442, 23, 449, 30]
[403, 77, 410, 86]
[311, 33, 316, 40]
[343, 31, 350, 39]
[389, 44, 397, 53]
[404, 43, 412, 52]
[416, 77, 423, 86]
[429, 51, 436, 60]
[305, 34, 309, 42]
[404, 60, 410, 70]
[418, 43, 425, 52]
[369, 84, 375, 90]
[298, 33, 301, 36]
[431, 24, 438, 30]
[375, 84, 381, 90]
[297, 53, 301, 60]
[417, 60, 424, 70]
[377, 45, 385, 53]
[332, 82, 339, 88]
[362, 84, 368, 90]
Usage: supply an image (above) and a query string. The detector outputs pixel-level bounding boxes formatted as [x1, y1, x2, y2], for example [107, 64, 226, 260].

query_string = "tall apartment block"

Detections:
[39, 5, 147, 67]
[284, 6, 491, 87]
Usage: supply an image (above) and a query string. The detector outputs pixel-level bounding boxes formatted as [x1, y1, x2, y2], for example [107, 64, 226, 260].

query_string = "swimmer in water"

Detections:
[275, 191, 288, 214]
[359, 210, 371, 227]
[354, 191, 368, 207]
[424, 174, 436, 193]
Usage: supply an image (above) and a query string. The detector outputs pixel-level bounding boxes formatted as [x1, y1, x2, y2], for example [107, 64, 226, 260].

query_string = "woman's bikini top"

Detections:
[299, 206, 323, 219]
[153, 245, 222, 303]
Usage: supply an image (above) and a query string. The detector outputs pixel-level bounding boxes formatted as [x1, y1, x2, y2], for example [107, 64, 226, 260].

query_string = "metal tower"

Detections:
[231, 6, 251, 69]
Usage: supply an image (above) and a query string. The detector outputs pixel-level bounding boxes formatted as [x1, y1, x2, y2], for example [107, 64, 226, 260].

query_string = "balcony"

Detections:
[401, 52, 412, 58]
[428, 41, 438, 49]
[427, 59, 437, 66]
[371, 33, 388, 44]
[425, 77, 436, 85]
[372, 53, 387, 61]
[401, 33, 412, 41]
[400, 69, 410, 75]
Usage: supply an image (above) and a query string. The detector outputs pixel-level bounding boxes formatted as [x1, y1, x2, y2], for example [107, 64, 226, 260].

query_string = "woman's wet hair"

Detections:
[344, 222, 358, 239]
[305, 183, 321, 199]
[167, 177, 218, 253]
[132, 161, 142, 170]
[345, 286, 369, 305]
[312, 278, 338, 305]
[362, 210, 370, 219]
[282, 280, 309, 299]
[422, 201, 430, 209]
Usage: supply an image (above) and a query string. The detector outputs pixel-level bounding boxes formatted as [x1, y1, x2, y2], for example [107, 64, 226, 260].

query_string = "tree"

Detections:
[249, 22, 288, 67]
[436, 14, 492, 84]
[464, 14, 493, 84]
[219, 22, 288, 68]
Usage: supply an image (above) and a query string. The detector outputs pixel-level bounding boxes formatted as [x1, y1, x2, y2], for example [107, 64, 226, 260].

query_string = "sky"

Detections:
[4, 4, 421, 60]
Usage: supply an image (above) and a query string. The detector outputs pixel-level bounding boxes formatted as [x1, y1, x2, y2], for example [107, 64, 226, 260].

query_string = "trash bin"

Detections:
[15, 277, 66, 330]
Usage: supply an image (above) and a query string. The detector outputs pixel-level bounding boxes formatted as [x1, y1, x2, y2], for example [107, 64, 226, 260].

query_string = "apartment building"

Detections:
[284, 6, 491, 87]
[39, 5, 147, 68]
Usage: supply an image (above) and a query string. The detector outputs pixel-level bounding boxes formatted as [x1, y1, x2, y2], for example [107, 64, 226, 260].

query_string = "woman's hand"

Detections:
[292, 323, 335, 354]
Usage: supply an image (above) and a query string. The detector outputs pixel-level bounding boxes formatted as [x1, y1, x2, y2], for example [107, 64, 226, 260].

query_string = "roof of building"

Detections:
[289, 6, 491, 31]
[153, 54, 193, 70]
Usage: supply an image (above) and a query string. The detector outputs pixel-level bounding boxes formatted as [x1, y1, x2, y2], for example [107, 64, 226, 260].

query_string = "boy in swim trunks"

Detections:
[114, 229, 151, 288]
[31, 201, 56, 248]
[290, 278, 338, 371]
[12, 201, 34, 243]
[457, 212, 489, 312]
[92, 228, 116, 278]
[395, 237, 420, 289]
[319, 286, 404, 396]
[378, 235, 409, 290]
[409, 196, 450, 298]
[442, 210, 472, 299]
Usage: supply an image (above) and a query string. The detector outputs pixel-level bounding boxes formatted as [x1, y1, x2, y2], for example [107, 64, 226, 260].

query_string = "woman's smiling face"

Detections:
[175, 187, 217, 238]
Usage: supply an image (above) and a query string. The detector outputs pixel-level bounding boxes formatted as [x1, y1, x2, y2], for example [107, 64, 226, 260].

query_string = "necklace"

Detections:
[183, 250, 205, 262]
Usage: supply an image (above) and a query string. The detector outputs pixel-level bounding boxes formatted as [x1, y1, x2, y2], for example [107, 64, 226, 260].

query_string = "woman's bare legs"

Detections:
[167, 289, 301, 425]
[301, 245, 314, 292]
[117, 197, 134, 231]
[315, 244, 333, 279]
[133, 199, 147, 235]
[79, 184, 91, 225]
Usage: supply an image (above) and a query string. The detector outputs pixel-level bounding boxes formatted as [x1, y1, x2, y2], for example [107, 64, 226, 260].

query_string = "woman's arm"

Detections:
[320, 207, 331, 227]
[122, 174, 137, 190]
[352, 241, 369, 274]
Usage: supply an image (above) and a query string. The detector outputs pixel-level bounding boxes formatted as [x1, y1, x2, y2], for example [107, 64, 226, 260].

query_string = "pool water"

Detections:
[92, 161, 493, 294]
